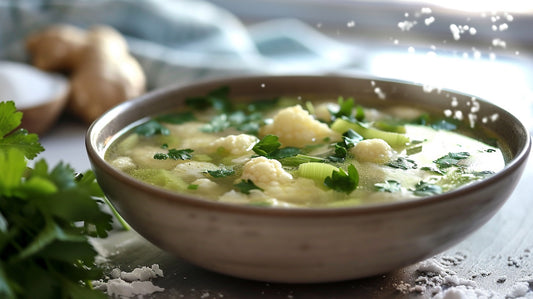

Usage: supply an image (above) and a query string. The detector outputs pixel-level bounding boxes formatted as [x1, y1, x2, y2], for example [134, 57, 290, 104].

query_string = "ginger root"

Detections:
[26, 24, 146, 123]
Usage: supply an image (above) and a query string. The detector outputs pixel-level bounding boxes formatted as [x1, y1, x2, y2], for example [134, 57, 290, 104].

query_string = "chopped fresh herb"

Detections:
[324, 164, 359, 194]
[421, 166, 445, 175]
[0, 101, 44, 159]
[374, 180, 401, 193]
[168, 148, 194, 160]
[253, 135, 281, 156]
[413, 181, 442, 196]
[202, 114, 231, 133]
[431, 120, 458, 131]
[188, 184, 199, 190]
[354, 105, 365, 121]
[135, 120, 170, 137]
[0, 101, 114, 298]
[387, 157, 417, 170]
[206, 168, 235, 178]
[154, 148, 193, 160]
[160, 143, 169, 149]
[279, 154, 327, 167]
[328, 129, 363, 162]
[155, 111, 196, 124]
[252, 135, 301, 160]
[234, 179, 263, 194]
[186, 85, 231, 112]
[485, 148, 496, 153]
[329, 96, 354, 120]
[406, 145, 423, 155]
[434, 152, 470, 169]
[153, 153, 168, 160]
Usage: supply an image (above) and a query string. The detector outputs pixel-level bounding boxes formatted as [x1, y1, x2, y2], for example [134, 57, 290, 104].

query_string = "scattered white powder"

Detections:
[398, 20, 417, 31]
[450, 24, 462, 40]
[492, 38, 507, 48]
[421, 7, 432, 14]
[374, 87, 386, 99]
[347, 20, 356, 28]
[93, 264, 165, 298]
[425, 17, 435, 26]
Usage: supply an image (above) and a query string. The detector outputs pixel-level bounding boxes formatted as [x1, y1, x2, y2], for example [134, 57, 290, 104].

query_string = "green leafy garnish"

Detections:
[234, 179, 263, 194]
[328, 129, 363, 162]
[387, 157, 418, 170]
[413, 181, 442, 196]
[0, 102, 44, 159]
[252, 135, 300, 159]
[0, 101, 114, 298]
[155, 111, 196, 124]
[324, 164, 359, 194]
[206, 168, 235, 178]
[154, 148, 194, 160]
[434, 152, 470, 169]
[374, 180, 401, 193]
[135, 120, 170, 137]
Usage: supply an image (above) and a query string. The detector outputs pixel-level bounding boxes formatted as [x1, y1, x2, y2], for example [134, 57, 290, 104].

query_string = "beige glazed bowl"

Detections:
[86, 75, 531, 283]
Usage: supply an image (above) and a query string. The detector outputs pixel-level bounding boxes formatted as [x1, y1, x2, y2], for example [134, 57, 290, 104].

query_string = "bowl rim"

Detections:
[86, 74, 532, 217]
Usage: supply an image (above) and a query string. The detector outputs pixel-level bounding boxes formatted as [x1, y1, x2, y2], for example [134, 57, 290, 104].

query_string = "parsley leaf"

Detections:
[413, 181, 443, 196]
[0, 101, 44, 159]
[155, 111, 196, 124]
[0, 101, 115, 298]
[206, 168, 235, 178]
[154, 148, 194, 160]
[234, 179, 263, 194]
[387, 157, 418, 170]
[252, 135, 300, 160]
[374, 180, 401, 193]
[324, 164, 359, 194]
[434, 152, 470, 169]
[135, 120, 170, 137]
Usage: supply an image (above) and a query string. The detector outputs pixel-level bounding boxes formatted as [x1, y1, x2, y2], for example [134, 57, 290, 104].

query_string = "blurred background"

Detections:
[1, 0, 532, 130]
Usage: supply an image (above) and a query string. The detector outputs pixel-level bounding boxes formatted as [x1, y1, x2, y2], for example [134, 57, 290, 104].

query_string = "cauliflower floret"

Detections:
[263, 177, 337, 205]
[240, 156, 293, 188]
[110, 156, 136, 171]
[260, 105, 339, 147]
[172, 161, 219, 181]
[167, 122, 218, 149]
[190, 178, 225, 197]
[314, 103, 334, 122]
[130, 145, 180, 169]
[350, 139, 394, 164]
[209, 134, 259, 156]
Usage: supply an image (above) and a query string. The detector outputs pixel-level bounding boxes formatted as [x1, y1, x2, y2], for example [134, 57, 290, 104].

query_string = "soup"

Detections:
[105, 87, 505, 208]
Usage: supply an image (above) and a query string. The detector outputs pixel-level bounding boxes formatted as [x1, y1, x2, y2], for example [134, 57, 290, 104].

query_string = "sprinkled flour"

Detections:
[93, 264, 165, 298]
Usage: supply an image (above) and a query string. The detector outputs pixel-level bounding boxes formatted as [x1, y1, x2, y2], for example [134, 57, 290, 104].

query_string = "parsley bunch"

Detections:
[0, 102, 113, 299]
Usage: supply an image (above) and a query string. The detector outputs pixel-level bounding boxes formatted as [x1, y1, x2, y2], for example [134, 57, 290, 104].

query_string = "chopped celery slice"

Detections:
[331, 119, 410, 148]
[298, 162, 339, 181]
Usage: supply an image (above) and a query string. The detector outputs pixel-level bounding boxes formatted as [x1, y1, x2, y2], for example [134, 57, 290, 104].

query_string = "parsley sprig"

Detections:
[0, 101, 114, 298]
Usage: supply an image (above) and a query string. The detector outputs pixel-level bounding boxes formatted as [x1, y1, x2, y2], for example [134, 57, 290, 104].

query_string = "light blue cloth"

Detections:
[0, 0, 363, 89]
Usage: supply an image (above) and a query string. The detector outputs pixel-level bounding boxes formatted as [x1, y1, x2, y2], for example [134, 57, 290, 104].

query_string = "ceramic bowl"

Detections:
[86, 75, 531, 283]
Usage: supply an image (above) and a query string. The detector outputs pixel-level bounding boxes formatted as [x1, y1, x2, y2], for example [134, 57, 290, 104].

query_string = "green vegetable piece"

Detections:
[153, 148, 194, 160]
[207, 168, 235, 178]
[324, 164, 359, 194]
[0, 101, 44, 160]
[330, 118, 410, 148]
[406, 145, 423, 155]
[135, 120, 170, 137]
[167, 148, 193, 160]
[434, 152, 470, 169]
[413, 181, 443, 196]
[253, 135, 281, 156]
[374, 180, 401, 193]
[298, 162, 339, 182]
[387, 157, 418, 170]
[155, 111, 196, 124]
[373, 120, 407, 133]
[329, 96, 354, 120]
[234, 179, 263, 194]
